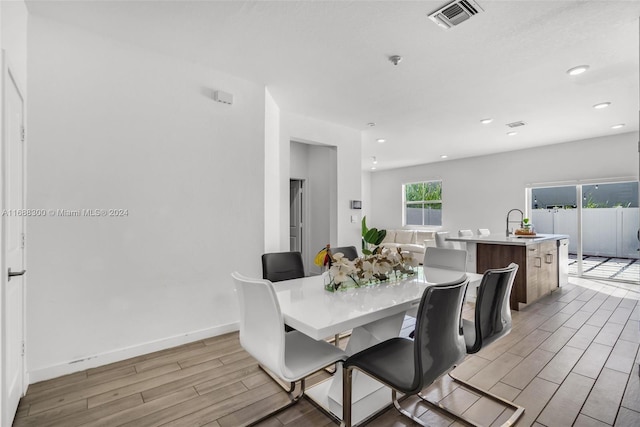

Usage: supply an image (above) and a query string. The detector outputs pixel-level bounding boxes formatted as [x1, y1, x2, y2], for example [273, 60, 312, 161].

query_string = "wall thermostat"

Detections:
[350, 200, 362, 209]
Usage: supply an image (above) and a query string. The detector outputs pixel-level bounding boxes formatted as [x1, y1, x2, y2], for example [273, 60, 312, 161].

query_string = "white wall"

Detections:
[369, 132, 639, 237]
[27, 16, 265, 381]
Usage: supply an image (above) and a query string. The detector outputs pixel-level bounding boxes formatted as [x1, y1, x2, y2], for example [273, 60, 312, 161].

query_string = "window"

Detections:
[403, 181, 442, 226]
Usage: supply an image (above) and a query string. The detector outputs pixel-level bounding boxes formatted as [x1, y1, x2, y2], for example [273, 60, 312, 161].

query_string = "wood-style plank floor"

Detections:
[13, 277, 640, 426]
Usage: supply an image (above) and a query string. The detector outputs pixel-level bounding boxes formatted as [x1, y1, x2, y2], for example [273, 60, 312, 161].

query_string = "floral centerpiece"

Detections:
[321, 248, 419, 291]
[315, 217, 419, 291]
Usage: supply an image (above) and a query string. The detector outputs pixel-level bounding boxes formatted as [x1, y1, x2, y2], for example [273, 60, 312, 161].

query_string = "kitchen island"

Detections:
[447, 234, 569, 310]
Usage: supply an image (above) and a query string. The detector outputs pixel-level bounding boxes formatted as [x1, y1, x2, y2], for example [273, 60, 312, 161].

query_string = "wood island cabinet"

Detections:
[476, 240, 559, 310]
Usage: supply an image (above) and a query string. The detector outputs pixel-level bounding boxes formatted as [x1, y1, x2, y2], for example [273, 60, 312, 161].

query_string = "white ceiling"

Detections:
[26, 0, 640, 170]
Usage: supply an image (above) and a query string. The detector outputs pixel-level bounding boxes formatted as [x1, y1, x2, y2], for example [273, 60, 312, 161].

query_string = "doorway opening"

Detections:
[290, 179, 304, 255]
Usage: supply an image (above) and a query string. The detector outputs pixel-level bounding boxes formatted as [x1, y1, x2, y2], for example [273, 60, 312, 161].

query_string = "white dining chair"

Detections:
[232, 272, 347, 425]
[458, 229, 473, 237]
[423, 246, 467, 274]
[435, 231, 462, 250]
[478, 228, 491, 236]
[406, 247, 468, 324]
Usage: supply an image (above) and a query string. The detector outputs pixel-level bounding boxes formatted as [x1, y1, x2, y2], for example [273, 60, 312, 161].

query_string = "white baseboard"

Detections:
[27, 322, 239, 384]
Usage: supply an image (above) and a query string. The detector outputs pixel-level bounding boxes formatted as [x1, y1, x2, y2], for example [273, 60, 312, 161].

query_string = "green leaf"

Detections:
[373, 229, 386, 246]
[362, 248, 372, 255]
[364, 228, 379, 244]
[361, 215, 369, 237]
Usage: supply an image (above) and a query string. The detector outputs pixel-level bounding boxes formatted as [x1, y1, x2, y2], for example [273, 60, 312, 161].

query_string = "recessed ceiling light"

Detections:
[370, 166, 377, 170]
[440, 155, 448, 159]
[376, 138, 386, 143]
[480, 118, 493, 124]
[611, 123, 625, 129]
[566, 65, 589, 76]
[593, 102, 611, 109]
[507, 131, 518, 136]
[372, 156, 378, 164]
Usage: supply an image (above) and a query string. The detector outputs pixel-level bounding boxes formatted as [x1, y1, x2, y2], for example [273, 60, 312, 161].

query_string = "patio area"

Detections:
[569, 254, 640, 284]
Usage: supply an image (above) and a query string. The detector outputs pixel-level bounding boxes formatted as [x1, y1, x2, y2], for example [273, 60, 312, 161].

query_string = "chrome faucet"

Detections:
[506, 208, 524, 236]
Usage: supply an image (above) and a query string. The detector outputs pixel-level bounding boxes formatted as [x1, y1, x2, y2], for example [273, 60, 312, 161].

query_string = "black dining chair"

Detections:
[261, 251, 305, 283]
[261, 250, 343, 366]
[330, 246, 359, 261]
[262, 251, 305, 334]
[342, 276, 469, 427]
[421, 262, 525, 426]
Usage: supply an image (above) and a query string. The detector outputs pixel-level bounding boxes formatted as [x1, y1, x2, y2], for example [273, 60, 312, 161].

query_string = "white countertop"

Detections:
[447, 233, 569, 246]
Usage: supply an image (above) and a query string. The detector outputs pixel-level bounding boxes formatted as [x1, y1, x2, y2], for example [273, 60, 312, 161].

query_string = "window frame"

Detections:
[402, 180, 443, 227]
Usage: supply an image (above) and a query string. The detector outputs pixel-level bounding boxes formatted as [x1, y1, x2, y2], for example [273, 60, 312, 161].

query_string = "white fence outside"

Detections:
[532, 207, 639, 259]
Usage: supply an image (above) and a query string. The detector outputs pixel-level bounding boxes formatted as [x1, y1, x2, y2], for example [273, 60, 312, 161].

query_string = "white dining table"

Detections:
[273, 267, 483, 425]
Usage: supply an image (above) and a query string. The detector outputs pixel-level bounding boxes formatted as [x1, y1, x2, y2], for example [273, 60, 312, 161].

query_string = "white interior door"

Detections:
[2, 53, 26, 426]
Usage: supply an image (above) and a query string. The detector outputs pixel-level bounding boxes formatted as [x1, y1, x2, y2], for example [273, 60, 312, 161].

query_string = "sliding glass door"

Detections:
[530, 181, 639, 285]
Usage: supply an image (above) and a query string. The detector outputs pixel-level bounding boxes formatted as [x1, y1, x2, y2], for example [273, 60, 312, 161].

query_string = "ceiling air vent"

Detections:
[428, 0, 484, 29]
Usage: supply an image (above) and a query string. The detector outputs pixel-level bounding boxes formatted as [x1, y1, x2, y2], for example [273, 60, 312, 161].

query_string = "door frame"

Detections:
[1, 49, 28, 425]
[289, 179, 303, 253]
[527, 176, 639, 284]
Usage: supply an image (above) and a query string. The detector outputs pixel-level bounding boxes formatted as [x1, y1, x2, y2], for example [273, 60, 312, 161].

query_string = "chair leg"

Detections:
[391, 389, 432, 426]
[258, 364, 295, 393]
[247, 378, 306, 426]
[417, 370, 525, 427]
[341, 366, 353, 427]
[326, 331, 352, 374]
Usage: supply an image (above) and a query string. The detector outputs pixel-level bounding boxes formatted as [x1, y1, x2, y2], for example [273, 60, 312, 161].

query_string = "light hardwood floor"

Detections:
[13, 277, 640, 426]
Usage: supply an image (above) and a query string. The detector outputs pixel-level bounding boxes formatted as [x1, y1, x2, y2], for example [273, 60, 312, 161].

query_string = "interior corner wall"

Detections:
[279, 112, 362, 263]
[369, 132, 639, 236]
[27, 16, 265, 382]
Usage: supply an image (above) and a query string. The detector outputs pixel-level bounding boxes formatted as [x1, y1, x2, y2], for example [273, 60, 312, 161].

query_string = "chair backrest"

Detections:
[435, 231, 462, 250]
[467, 263, 519, 354]
[232, 272, 285, 377]
[412, 277, 469, 392]
[331, 246, 359, 261]
[458, 229, 473, 237]
[434, 231, 452, 248]
[423, 247, 467, 271]
[262, 251, 305, 282]
[477, 228, 490, 236]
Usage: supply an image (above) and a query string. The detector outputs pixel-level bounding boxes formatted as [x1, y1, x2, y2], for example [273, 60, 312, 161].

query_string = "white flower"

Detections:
[332, 252, 345, 262]
[360, 260, 374, 280]
[403, 253, 419, 268]
[386, 250, 401, 265]
[372, 258, 392, 275]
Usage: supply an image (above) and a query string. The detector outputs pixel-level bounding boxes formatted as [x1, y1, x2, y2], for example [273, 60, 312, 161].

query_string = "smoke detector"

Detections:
[389, 55, 403, 65]
[428, 0, 484, 29]
[506, 121, 526, 128]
